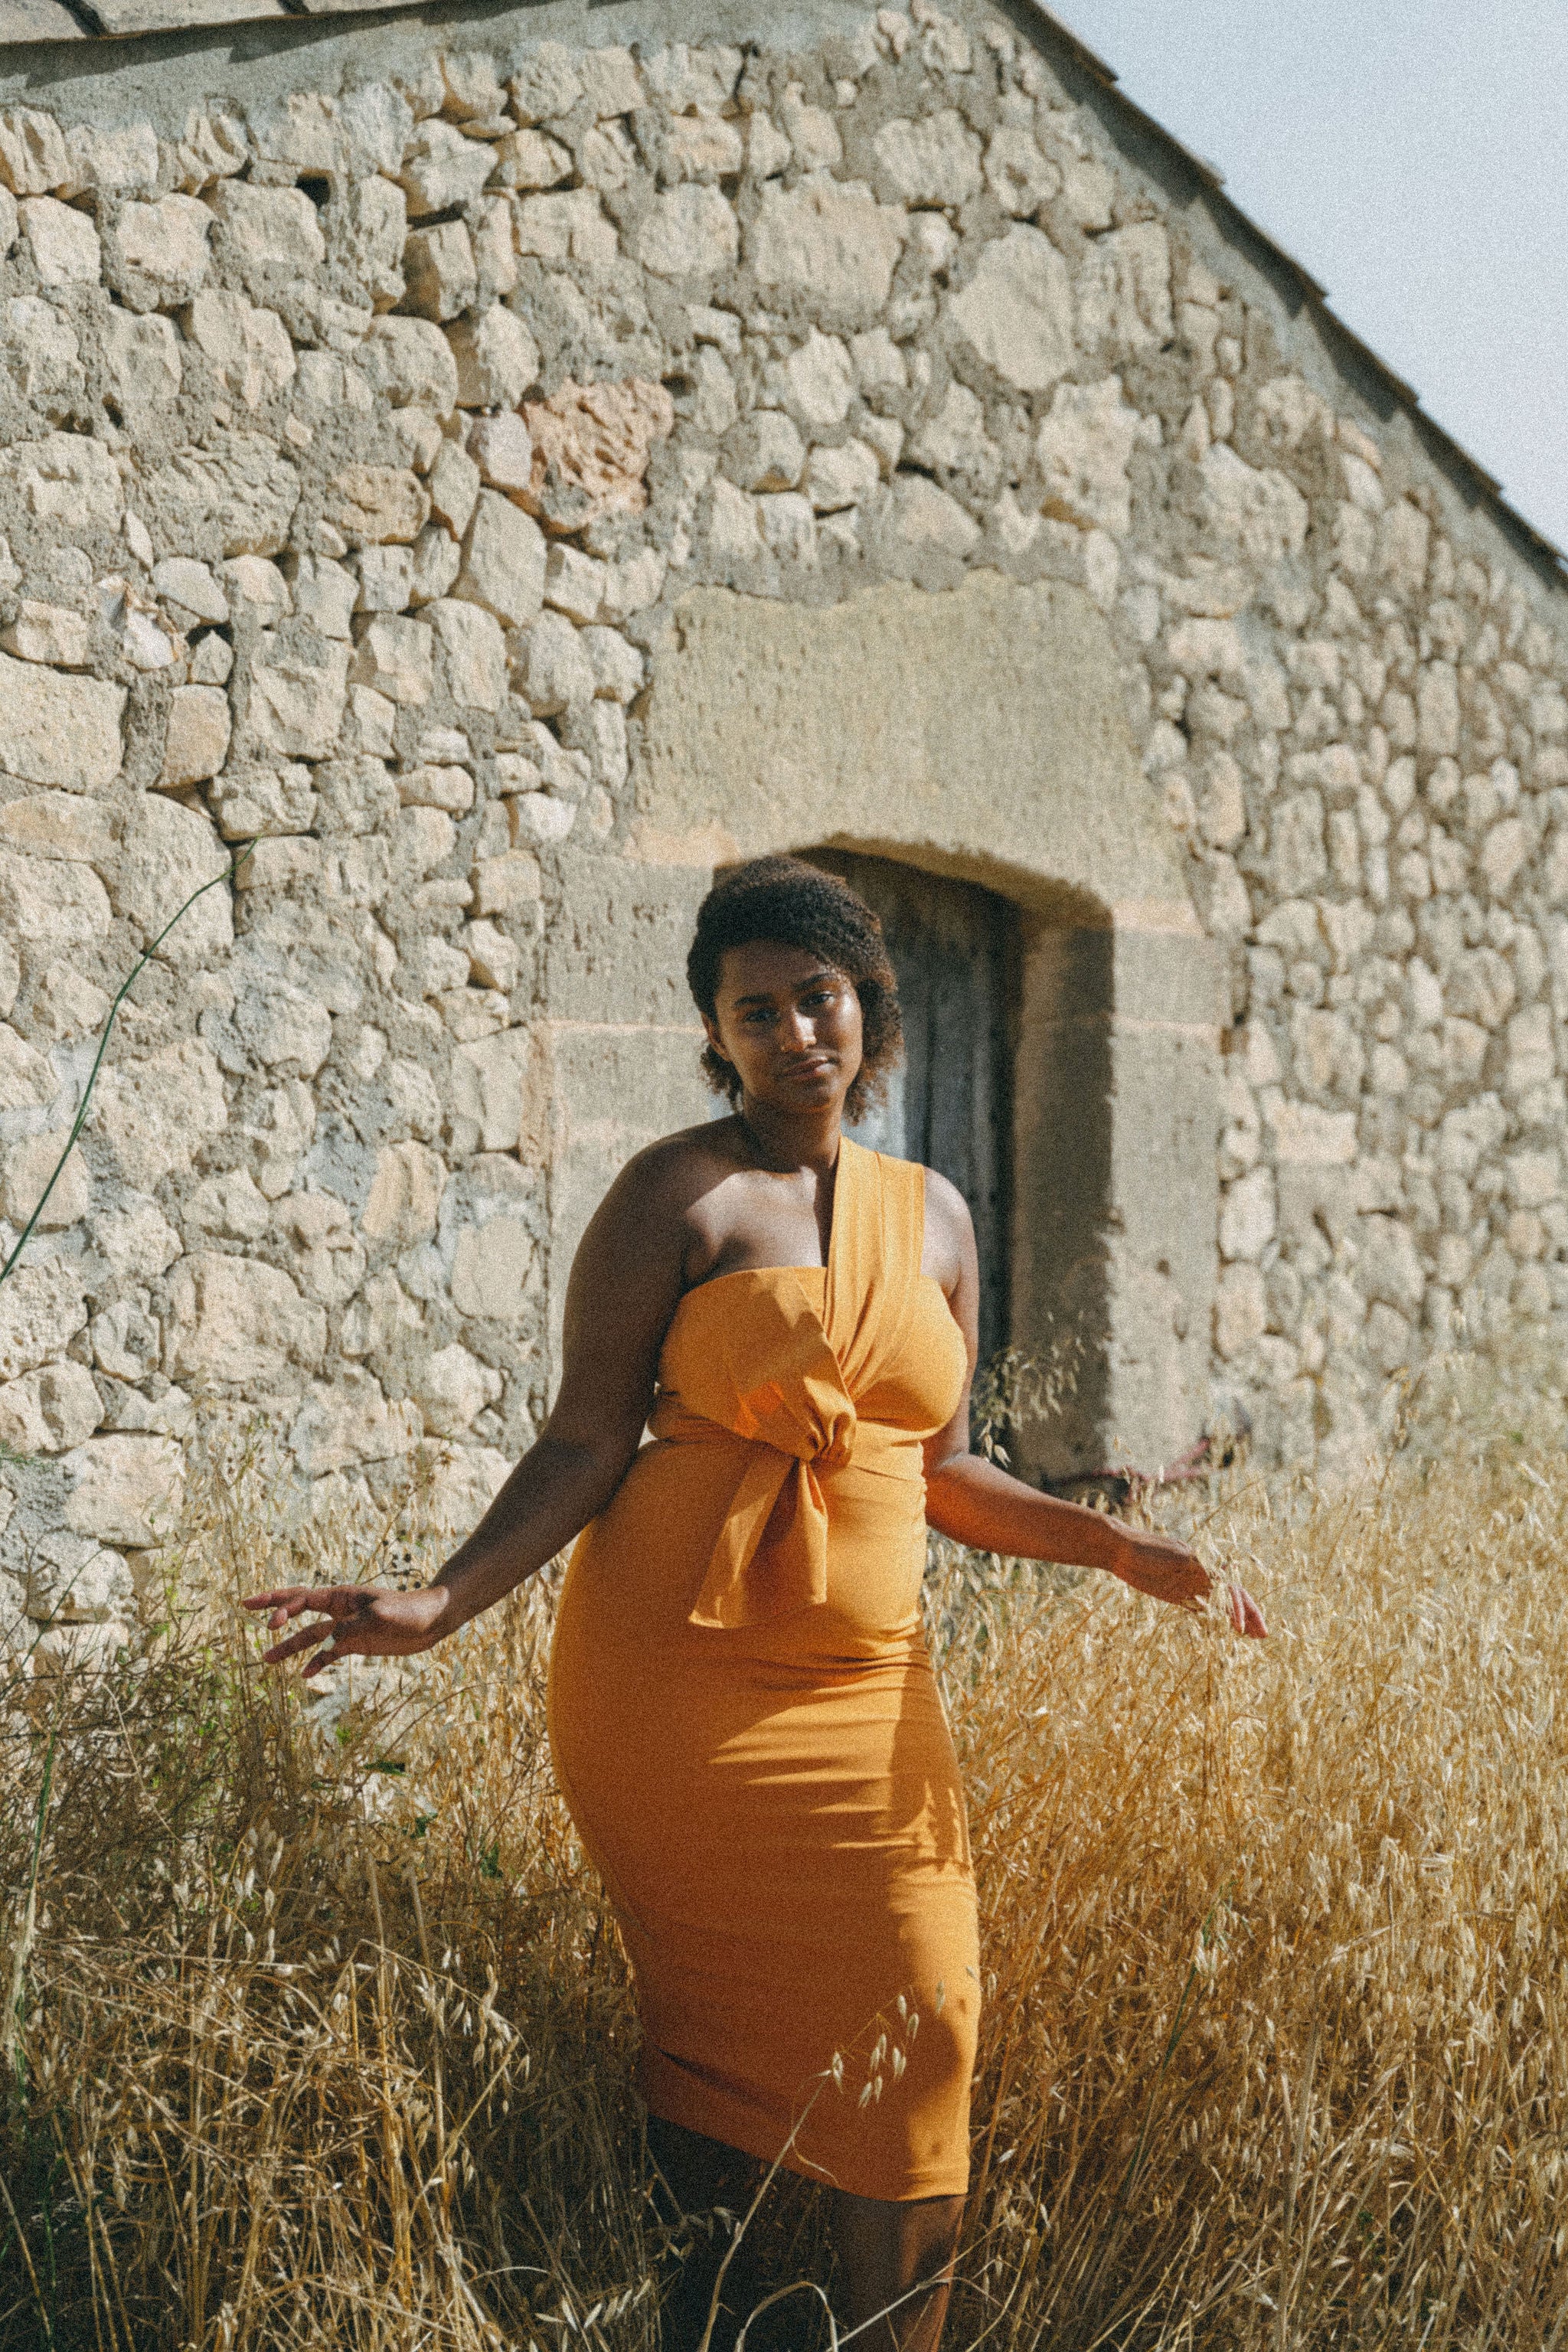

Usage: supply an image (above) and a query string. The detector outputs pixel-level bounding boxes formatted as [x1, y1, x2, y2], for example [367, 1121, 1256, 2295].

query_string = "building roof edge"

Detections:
[1015, 1, 1566, 583]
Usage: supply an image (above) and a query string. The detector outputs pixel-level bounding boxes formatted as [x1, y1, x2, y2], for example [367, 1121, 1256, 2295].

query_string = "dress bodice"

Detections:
[645, 1141, 969, 1629]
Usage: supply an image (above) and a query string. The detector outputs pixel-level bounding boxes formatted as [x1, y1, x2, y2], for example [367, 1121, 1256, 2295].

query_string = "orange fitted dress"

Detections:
[547, 1139, 980, 2200]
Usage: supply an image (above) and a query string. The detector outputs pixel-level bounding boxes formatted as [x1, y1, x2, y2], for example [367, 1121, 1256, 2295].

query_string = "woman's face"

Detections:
[705, 940, 864, 1117]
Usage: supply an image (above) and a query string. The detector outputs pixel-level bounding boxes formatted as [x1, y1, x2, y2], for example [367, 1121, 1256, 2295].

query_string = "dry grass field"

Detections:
[3, 1391, 1567, 2351]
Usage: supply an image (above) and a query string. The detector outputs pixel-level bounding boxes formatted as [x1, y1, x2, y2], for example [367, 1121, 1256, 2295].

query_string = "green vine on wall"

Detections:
[0, 841, 255, 1295]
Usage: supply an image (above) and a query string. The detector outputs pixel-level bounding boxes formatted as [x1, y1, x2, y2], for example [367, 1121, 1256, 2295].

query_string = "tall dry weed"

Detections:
[2, 1420, 1567, 2350]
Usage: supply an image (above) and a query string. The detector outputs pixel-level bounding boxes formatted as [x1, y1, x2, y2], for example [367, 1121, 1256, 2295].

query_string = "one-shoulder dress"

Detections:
[547, 1138, 978, 2200]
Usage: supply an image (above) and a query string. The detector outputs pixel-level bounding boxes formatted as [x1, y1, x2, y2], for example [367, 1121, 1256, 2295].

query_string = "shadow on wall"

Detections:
[803, 846, 1119, 1477]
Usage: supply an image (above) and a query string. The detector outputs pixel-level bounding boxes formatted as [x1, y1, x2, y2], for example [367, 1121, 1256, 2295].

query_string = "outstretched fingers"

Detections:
[1233, 1582, 1269, 1639]
[243, 1583, 358, 1632]
[260, 1619, 342, 1668]
[240, 1583, 370, 1670]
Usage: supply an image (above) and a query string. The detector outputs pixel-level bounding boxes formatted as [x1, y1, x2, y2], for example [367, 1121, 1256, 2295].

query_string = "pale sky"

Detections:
[1047, 0, 1568, 561]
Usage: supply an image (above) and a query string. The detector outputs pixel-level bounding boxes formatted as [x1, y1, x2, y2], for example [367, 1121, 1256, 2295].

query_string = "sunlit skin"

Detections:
[246, 939, 1265, 2352]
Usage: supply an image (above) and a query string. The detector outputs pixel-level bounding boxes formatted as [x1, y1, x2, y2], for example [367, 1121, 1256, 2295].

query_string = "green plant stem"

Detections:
[0, 840, 254, 1289]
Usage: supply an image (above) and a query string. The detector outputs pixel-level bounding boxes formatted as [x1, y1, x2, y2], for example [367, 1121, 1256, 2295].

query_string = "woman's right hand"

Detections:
[242, 1581, 453, 1677]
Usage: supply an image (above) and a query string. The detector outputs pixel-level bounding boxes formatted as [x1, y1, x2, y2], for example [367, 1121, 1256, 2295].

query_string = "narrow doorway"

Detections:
[802, 850, 1019, 1372]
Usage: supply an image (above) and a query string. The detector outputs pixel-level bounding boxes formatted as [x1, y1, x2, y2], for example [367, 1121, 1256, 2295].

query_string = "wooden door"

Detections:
[805, 851, 1018, 1370]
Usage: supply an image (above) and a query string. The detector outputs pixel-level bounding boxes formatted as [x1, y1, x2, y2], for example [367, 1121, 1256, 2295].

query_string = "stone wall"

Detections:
[1, 0, 1566, 1657]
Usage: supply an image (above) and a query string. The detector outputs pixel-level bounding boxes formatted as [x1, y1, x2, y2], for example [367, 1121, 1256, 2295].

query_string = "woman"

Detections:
[250, 857, 1265, 2352]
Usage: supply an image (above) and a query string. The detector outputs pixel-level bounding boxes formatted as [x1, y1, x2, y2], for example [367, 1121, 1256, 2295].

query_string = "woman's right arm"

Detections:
[245, 1145, 691, 1675]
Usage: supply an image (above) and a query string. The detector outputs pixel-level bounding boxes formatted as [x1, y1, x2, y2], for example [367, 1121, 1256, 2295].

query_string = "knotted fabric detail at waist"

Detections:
[648, 1388, 920, 1630]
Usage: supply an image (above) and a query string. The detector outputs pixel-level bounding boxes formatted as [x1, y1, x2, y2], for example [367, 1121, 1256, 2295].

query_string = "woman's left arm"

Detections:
[920, 1173, 1266, 1638]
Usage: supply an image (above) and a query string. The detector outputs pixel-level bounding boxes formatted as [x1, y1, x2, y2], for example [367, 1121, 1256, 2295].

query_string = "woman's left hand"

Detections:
[1111, 1527, 1267, 1638]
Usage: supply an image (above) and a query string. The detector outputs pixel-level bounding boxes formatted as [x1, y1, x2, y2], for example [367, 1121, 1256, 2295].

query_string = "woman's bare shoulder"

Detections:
[588, 1120, 745, 1250]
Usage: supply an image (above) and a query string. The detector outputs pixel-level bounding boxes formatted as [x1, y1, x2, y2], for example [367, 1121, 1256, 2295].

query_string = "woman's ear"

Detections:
[701, 1012, 732, 1067]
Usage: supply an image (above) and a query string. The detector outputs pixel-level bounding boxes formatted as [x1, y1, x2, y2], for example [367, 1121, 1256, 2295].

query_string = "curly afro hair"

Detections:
[687, 856, 903, 1122]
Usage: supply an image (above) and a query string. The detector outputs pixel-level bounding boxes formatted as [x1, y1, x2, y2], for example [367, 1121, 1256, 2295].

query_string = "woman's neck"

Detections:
[734, 1098, 843, 1177]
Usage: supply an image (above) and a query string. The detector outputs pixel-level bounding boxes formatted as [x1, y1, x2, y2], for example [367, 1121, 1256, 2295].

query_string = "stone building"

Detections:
[0, 0, 1564, 1651]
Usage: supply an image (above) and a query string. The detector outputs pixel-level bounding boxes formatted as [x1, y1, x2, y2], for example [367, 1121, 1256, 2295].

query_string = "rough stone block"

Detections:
[403, 219, 476, 321]
[19, 194, 100, 286]
[544, 544, 606, 624]
[2, 293, 83, 417]
[210, 761, 317, 840]
[599, 546, 668, 623]
[1035, 377, 1141, 535]
[1, 1132, 87, 1231]
[469, 411, 534, 495]
[145, 434, 301, 557]
[290, 1370, 421, 1477]
[1, 599, 89, 668]
[451, 1214, 536, 1319]
[494, 126, 574, 190]
[415, 1340, 501, 1436]
[429, 596, 507, 710]
[1076, 222, 1173, 354]
[353, 544, 415, 612]
[747, 180, 905, 330]
[882, 474, 980, 558]
[984, 122, 1061, 217]
[871, 110, 982, 206]
[114, 795, 234, 965]
[153, 557, 228, 623]
[0, 1362, 101, 1458]
[224, 551, 290, 615]
[509, 44, 583, 124]
[60, 119, 158, 199]
[514, 608, 595, 714]
[446, 1022, 539, 1155]
[165, 1253, 326, 1389]
[185, 289, 296, 409]
[349, 616, 435, 705]
[521, 377, 675, 534]
[103, 194, 212, 312]
[511, 189, 618, 273]
[24, 1531, 134, 1630]
[207, 180, 325, 287]
[397, 119, 495, 217]
[946, 226, 1073, 392]
[429, 438, 481, 538]
[361, 1138, 446, 1249]
[509, 792, 577, 845]
[410, 524, 462, 606]
[0, 1258, 88, 1384]
[0, 109, 68, 198]
[361, 315, 459, 415]
[160, 684, 233, 786]
[0, 848, 113, 978]
[449, 303, 540, 409]
[325, 465, 430, 549]
[635, 183, 739, 279]
[1199, 443, 1308, 567]
[3, 431, 123, 530]
[61, 1435, 184, 1548]
[90, 1038, 228, 1190]
[454, 491, 546, 629]
[720, 411, 805, 495]
[0, 1022, 56, 1113]
[805, 439, 880, 514]
[247, 634, 350, 756]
